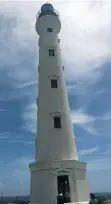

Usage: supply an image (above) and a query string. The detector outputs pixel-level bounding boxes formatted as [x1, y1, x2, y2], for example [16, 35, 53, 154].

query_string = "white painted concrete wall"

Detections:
[30, 160, 89, 204]
[30, 7, 89, 204]
[74, 169, 89, 202]
[36, 14, 78, 162]
[30, 169, 52, 203]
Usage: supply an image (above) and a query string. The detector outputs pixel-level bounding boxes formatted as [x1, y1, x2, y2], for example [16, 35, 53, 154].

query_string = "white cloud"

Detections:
[5, 157, 34, 195]
[16, 80, 37, 89]
[95, 89, 105, 95]
[72, 109, 96, 124]
[59, 1, 111, 81]
[0, 109, 6, 112]
[0, 132, 10, 139]
[79, 146, 98, 156]
[22, 101, 37, 133]
[0, 136, 8, 139]
[0, 1, 110, 137]
[0, 1, 111, 195]
[0, 1, 111, 84]
[11, 157, 34, 169]
[8, 139, 34, 145]
[80, 123, 99, 136]
[71, 108, 99, 135]
[100, 144, 111, 156]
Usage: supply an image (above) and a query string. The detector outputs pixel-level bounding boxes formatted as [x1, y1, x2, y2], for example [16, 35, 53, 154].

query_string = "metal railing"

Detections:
[36, 8, 59, 20]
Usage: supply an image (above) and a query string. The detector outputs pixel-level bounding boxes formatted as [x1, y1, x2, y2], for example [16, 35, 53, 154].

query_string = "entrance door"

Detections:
[57, 175, 71, 203]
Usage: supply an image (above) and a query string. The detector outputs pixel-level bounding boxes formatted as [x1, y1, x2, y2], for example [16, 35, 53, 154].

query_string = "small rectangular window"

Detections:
[49, 49, 55, 56]
[54, 116, 61, 128]
[51, 79, 57, 88]
[47, 28, 53, 32]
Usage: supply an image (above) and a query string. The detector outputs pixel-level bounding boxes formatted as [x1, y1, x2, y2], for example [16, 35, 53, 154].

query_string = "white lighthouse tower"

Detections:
[29, 3, 89, 204]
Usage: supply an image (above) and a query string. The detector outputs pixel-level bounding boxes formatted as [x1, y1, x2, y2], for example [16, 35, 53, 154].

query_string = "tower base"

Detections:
[29, 160, 89, 204]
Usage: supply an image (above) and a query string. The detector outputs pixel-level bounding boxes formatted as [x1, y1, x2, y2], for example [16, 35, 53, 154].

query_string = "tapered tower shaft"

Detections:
[29, 4, 89, 204]
[36, 3, 78, 162]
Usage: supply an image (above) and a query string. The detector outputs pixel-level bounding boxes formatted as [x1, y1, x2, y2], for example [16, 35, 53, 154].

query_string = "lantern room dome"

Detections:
[37, 3, 59, 19]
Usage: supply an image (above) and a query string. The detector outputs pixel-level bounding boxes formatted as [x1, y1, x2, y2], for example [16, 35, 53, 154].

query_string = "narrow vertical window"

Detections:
[54, 116, 61, 128]
[49, 49, 55, 56]
[51, 79, 57, 88]
[47, 28, 53, 32]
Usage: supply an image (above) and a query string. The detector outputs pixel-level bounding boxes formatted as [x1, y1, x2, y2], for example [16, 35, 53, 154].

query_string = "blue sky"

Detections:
[0, 0, 111, 196]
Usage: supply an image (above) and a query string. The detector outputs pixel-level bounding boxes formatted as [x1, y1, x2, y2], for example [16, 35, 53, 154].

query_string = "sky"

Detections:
[0, 0, 111, 196]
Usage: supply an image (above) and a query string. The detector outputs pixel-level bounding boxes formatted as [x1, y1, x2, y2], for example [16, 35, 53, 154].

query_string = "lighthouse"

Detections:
[29, 3, 89, 204]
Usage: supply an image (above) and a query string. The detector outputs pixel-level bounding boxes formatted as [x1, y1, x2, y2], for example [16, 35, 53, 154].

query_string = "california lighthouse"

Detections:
[29, 3, 89, 204]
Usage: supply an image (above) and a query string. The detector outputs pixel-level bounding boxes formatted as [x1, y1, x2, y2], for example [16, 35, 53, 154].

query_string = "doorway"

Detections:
[57, 175, 71, 203]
